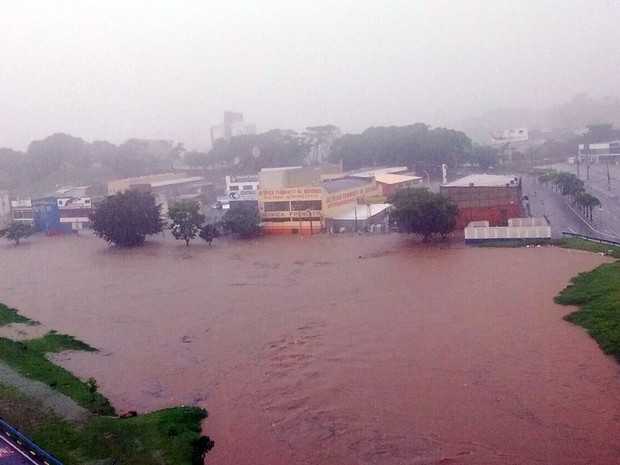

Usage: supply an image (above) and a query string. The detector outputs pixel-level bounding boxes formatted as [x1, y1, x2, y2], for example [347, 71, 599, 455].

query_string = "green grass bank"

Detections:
[555, 260, 620, 361]
[0, 303, 214, 464]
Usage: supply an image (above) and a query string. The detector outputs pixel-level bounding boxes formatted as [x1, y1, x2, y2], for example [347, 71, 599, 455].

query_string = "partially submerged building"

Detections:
[440, 174, 524, 229]
[107, 174, 215, 214]
[257, 166, 388, 234]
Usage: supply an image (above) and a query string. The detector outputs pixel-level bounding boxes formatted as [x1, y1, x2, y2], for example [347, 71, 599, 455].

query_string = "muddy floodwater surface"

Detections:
[1, 233, 619, 464]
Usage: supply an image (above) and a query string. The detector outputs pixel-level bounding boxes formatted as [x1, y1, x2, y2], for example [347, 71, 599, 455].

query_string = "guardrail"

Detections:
[0, 417, 64, 465]
[562, 231, 620, 248]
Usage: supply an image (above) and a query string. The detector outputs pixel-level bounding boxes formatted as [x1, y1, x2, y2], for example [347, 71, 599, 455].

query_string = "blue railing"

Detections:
[562, 231, 620, 248]
[0, 417, 64, 464]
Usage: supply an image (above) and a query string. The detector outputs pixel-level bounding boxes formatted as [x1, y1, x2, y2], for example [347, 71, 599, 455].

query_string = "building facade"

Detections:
[258, 167, 382, 234]
[225, 174, 260, 205]
[440, 174, 524, 228]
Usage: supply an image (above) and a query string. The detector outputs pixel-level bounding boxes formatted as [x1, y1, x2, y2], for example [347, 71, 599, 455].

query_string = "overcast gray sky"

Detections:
[2, 0, 619, 151]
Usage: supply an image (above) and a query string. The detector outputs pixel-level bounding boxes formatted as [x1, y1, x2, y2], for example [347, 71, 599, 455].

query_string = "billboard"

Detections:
[490, 128, 529, 144]
[228, 174, 259, 183]
[57, 197, 91, 209]
[10, 199, 32, 208]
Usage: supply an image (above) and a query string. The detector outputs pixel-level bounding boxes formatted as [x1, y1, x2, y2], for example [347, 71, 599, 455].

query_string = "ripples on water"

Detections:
[1, 233, 619, 464]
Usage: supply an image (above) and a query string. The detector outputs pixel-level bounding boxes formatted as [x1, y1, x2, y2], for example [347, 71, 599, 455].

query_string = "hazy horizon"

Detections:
[2, 0, 619, 151]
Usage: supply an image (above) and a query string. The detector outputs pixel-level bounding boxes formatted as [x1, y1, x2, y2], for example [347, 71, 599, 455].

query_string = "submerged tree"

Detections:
[90, 190, 164, 246]
[223, 204, 260, 238]
[0, 222, 36, 245]
[168, 200, 205, 246]
[199, 223, 220, 245]
[389, 188, 459, 241]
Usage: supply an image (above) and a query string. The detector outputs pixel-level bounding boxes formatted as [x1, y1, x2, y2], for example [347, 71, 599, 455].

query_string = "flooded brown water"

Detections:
[1, 233, 620, 464]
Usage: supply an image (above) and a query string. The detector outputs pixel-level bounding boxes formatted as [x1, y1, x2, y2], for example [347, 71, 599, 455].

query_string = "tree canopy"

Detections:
[222, 204, 260, 238]
[541, 169, 601, 221]
[90, 190, 164, 246]
[0, 222, 36, 245]
[199, 223, 220, 245]
[389, 188, 459, 241]
[329, 124, 471, 176]
[207, 129, 311, 171]
[168, 200, 206, 246]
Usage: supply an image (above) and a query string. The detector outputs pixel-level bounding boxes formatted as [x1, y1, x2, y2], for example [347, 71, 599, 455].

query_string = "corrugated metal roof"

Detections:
[322, 177, 373, 193]
[442, 174, 520, 188]
[374, 173, 421, 185]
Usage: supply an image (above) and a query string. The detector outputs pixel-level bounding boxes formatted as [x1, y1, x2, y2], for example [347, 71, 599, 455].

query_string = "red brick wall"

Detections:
[456, 204, 523, 229]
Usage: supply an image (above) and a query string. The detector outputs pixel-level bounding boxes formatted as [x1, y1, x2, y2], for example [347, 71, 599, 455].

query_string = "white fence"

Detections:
[465, 217, 551, 242]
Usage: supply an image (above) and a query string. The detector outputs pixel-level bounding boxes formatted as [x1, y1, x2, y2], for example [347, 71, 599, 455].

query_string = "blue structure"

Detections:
[0, 418, 63, 464]
[31, 198, 71, 235]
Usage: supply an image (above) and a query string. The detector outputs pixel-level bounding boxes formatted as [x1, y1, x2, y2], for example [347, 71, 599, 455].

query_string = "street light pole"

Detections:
[607, 156, 611, 191]
[307, 209, 313, 235]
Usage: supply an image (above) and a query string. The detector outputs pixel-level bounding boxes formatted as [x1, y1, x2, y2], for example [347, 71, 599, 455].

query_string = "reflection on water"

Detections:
[1, 233, 619, 464]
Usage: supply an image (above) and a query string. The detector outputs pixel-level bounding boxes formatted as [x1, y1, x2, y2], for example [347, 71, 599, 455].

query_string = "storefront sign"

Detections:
[258, 187, 322, 201]
[228, 190, 258, 201]
[57, 197, 92, 209]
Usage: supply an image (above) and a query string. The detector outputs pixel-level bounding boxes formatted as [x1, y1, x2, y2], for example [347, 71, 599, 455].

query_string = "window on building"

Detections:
[290, 200, 322, 211]
[264, 201, 290, 212]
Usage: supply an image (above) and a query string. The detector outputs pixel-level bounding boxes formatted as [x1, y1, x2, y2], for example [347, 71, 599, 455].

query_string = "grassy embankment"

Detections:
[555, 260, 620, 361]
[0, 303, 213, 465]
[474, 237, 620, 258]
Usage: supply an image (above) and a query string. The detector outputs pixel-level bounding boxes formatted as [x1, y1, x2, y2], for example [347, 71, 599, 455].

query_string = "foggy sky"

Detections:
[2, 0, 619, 151]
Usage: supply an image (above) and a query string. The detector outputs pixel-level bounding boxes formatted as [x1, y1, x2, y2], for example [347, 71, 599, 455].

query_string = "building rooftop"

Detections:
[374, 173, 421, 185]
[260, 166, 303, 172]
[442, 174, 520, 188]
[347, 167, 409, 177]
[322, 177, 374, 193]
[328, 203, 391, 220]
[148, 177, 209, 187]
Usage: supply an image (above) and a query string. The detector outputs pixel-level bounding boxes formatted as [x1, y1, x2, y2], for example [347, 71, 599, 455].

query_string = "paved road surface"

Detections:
[526, 164, 620, 241]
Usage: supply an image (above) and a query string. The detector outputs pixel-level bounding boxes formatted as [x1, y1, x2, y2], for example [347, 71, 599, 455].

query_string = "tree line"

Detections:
[1, 123, 496, 197]
[537, 170, 601, 221]
[89, 190, 260, 247]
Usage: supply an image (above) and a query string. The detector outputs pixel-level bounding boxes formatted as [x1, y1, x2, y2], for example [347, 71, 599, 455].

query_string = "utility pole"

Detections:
[607, 156, 611, 191]
[307, 209, 313, 235]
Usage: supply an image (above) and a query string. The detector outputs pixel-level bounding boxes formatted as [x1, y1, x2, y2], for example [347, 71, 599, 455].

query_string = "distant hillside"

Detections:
[459, 94, 620, 143]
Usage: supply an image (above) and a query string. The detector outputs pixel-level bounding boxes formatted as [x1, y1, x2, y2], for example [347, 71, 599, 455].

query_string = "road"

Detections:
[527, 162, 620, 241]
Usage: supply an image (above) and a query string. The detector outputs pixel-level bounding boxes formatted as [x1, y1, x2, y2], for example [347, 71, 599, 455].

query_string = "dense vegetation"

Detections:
[389, 188, 459, 241]
[90, 190, 165, 246]
[222, 203, 261, 238]
[555, 261, 620, 361]
[329, 123, 472, 176]
[0, 222, 36, 245]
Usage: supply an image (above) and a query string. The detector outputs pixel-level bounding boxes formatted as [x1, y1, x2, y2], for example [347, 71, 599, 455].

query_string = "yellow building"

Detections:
[258, 166, 383, 234]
